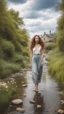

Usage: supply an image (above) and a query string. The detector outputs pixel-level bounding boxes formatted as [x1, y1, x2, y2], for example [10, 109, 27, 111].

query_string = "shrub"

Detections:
[0, 59, 21, 79]
[45, 42, 56, 51]
[48, 50, 64, 88]
[0, 38, 15, 59]
[57, 30, 64, 52]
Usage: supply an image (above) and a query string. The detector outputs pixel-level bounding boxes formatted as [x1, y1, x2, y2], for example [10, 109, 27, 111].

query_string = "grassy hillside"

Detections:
[0, 0, 30, 79]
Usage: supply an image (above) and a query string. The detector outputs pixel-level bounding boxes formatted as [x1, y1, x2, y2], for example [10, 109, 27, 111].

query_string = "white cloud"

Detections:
[7, 0, 61, 38]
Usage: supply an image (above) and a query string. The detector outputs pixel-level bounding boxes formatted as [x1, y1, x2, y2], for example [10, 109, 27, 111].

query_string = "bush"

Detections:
[0, 80, 16, 112]
[14, 41, 23, 52]
[0, 59, 21, 79]
[48, 49, 64, 89]
[22, 47, 30, 56]
[0, 38, 15, 59]
[45, 42, 56, 51]
[57, 30, 64, 52]
[11, 53, 23, 63]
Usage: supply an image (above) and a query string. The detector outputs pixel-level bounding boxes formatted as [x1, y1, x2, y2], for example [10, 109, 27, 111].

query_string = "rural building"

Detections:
[41, 31, 54, 43]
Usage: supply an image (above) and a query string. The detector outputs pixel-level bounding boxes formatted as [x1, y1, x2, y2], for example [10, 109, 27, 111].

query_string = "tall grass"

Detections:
[48, 48, 64, 89]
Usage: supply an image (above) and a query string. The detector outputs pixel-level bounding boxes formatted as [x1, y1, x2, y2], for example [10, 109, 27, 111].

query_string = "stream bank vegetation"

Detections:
[46, 0, 64, 91]
[0, 0, 30, 111]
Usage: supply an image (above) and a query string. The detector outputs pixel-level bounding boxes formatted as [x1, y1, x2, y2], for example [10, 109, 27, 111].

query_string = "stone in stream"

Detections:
[30, 100, 35, 104]
[37, 104, 42, 108]
[23, 94, 26, 97]
[22, 84, 27, 87]
[11, 99, 23, 105]
[59, 91, 64, 95]
[60, 100, 64, 105]
[57, 109, 64, 114]
[16, 107, 25, 113]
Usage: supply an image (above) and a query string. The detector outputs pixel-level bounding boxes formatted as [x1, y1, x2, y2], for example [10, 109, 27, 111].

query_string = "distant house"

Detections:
[41, 31, 54, 43]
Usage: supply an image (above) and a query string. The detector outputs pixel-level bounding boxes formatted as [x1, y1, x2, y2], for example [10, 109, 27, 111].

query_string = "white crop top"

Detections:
[33, 46, 41, 54]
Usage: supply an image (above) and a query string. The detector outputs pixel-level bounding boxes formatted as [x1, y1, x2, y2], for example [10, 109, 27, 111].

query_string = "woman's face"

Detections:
[35, 35, 39, 43]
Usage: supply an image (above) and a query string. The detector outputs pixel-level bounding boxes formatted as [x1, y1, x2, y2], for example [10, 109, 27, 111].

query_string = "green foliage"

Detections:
[0, 59, 21, 78]
[57, 30, 64, 52]
[48, 49, 64, 88]
[0, 0, 30, 78]
[0, 0, 7, 12]
[0, 86, 16, 104]
[45, 42, 56, 51]
[48, 0, 64, 89]
[0, 79, 16, 112]
[57, 15, 64, 31]
[56, 0, 64, 11]
[9, 9, 24, 26]
[0, 38, 15, 59]
[56, 1, 64, 52]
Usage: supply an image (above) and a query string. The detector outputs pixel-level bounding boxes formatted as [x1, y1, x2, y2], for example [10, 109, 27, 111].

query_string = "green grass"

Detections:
[0, 59, 21, 79]
[48, 48, 64, 89]
[0, 80, 16, 112]
[45, 42, 56, 51]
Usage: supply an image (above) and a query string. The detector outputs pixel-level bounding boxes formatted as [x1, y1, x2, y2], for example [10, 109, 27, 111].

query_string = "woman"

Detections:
[29, 35, 45, 92]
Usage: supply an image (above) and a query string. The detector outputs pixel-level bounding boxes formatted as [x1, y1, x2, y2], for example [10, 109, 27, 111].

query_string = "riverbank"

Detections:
[0, 64, 30, 114]
[0, 54, 64, 114]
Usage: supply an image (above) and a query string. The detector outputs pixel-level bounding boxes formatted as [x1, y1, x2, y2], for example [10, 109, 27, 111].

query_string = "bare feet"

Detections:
[33, 89, 38, 92]
[35, 84, 38, 92]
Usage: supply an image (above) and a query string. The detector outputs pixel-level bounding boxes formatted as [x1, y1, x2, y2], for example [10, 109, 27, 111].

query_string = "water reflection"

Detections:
[33, 92, 44, 114]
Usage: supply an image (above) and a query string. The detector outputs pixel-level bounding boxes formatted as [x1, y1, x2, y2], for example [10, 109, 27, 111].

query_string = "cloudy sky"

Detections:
[7, 0, 61, 38]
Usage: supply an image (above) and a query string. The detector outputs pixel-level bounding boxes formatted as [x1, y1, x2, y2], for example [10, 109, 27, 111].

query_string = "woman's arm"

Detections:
[29, 49, 33, 64]
[40, 48, 44, 64]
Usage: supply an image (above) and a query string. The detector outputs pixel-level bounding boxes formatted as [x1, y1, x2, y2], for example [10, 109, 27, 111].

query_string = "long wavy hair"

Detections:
[30, 35, 45, 52]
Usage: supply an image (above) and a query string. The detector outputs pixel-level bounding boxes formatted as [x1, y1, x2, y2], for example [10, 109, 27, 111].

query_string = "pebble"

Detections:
[23, 94, 26, 97]
[11, 99, 23, 105]
[16, 107, 25, 113]
[37, 105, 42, 108]
[30, 100, 35, 104]
[57, 109, 64, 114]
[60, 100, 64, 104]
[22, 84, 27, 87]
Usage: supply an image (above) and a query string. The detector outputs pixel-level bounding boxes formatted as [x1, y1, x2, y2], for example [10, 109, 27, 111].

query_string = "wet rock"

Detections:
[16, 107, 25, 113]
[60, 100, 64, 105]
[59, 91, 64, 95]
[23, 94, 26, 97]
[30, 100, 35, 104]
[37, 105, 42, 108]
[57, 109, 64, 114]
[11, 99, 23, 105]
[22, 84, 27, 87]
